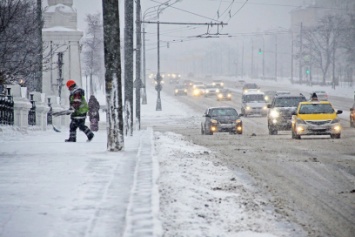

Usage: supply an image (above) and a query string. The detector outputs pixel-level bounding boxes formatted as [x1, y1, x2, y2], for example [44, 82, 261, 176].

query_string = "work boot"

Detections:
[65, 138, 76, 142]
[87, 132, 94, 142]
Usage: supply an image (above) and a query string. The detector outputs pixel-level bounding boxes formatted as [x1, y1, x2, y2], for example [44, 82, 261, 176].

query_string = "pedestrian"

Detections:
[310, 92, 318, 101]
[88, 95, 100, 132]
[65, 79, 94, 142]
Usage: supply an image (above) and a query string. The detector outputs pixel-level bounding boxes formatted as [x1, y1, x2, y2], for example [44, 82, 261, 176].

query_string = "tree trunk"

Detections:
[36, 0, 43, 92]
[124, 0, 134, 136]
[102, 0, 124, 151]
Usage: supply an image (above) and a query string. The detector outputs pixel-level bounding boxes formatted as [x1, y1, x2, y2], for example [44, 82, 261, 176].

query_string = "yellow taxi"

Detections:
[350, 103, 355, 127]
[291, 101, 342, 139]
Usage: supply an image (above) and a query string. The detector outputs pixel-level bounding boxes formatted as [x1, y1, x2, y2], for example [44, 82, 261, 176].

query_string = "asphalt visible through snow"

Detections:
[143, 79, 355, 237]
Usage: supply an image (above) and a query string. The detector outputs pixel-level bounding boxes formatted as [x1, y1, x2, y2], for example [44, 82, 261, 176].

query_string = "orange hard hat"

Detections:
[66, 80, 76, 88]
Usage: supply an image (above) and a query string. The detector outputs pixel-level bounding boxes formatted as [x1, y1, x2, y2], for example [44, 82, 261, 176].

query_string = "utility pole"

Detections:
[124, 0, 134, 135]
[332, 38, 336, 89]
[141, 26, 147, 105]
[141, 20, 227, 111]
[251, 37, 254, 78]
[241, 39, 244, 77]
[299, 22, 303, 82]
[135, 0, 142, 129]
[262, 36, 265, 79]
[275, 33, 278, 81]
[291, 31, 294, 82]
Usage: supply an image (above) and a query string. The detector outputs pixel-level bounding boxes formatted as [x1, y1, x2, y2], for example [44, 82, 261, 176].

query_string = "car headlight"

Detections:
[265, 96, 269, 101]
[175, 89, 178, 93]
[184, 89, 187, 92]
[221, 83, 224, 86]
[269, 110, 279, 118]
[211, 119, 218, 123]
[206, 89, 209, 93]
[216, 89, 220, 93]
[263, 106, 268, 110]
[333, 125, 341, 131]
[236, 119, 241, 123]
[228, 94, 232, 97]
[331, 118, 340, 124]
[246, 106, 251, 110]
[218, 94, 222, 98]
[212, 83, 216, 86]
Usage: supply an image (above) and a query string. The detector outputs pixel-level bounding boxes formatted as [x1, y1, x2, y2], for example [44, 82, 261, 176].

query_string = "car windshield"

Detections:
[274, 97, 306, 107]
[244, 84, 258, 89]
[299, 104, 335, 114]
[243, 94, 265, 102]
[210, 108, 237, 116]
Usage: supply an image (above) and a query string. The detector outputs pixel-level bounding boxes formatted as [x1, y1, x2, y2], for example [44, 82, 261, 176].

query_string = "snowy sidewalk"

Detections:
[0, 126, 160, 237]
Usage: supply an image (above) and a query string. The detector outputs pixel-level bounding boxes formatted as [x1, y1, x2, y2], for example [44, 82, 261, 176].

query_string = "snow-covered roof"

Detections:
[45, 4, 76, 14]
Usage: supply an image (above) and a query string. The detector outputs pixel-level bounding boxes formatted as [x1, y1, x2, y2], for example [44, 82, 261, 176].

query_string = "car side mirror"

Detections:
[267, 104, 272, 108]
[337, 110, 343, 114]
[292, 111, 297, 115]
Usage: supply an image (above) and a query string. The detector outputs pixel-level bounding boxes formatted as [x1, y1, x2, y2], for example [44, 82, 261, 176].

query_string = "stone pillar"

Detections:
[6, 85, 32, 129]
[30, 92, 50, 131]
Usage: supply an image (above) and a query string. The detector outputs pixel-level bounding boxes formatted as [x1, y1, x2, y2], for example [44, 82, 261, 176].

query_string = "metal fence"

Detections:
[28, 94, 36, 126]
[0, 88, 14, 125]
[47, 98, 52, 125]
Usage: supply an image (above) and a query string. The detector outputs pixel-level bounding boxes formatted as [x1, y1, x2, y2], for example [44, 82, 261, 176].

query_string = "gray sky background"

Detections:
[69, 0, 307, 73]
[71, 0, 306, 33]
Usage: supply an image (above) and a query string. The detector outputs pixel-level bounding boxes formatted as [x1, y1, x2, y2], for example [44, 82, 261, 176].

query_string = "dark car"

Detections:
[216, 89, 232, 101]
[174, 85, 188, 96]
[267, 94, 307, 135]
[201, 107, 243, 135]
[242, 83, 259, 93]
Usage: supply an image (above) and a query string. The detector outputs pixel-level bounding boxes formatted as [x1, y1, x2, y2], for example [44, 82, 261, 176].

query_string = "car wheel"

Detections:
[269, 128, 278, 135]
[331, 134, 341, 139]
[292, 129, 301, 139]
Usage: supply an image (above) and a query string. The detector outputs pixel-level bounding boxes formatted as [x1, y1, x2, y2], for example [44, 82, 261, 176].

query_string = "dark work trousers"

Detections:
[69, 118, 94, 140]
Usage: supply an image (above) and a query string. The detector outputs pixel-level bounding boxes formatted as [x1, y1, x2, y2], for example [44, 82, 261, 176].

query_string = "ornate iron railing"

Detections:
[0, 88, 14, 125]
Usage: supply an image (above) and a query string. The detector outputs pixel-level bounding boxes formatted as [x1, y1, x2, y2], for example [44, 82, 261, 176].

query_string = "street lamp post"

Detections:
[142, 2, 180, 110]
[156, 19, 162, 111]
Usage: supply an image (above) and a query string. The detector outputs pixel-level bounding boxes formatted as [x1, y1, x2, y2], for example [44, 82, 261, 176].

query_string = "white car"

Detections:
[241, 90, 268, 117]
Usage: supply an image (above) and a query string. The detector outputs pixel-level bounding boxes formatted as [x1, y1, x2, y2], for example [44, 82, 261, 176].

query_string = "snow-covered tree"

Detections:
[82, 13, 104, 97]
[299, 15, 344, 84]
[340, 13, 355, 66]
[0, 0, 42, 91]
[102, 0, 124, 151]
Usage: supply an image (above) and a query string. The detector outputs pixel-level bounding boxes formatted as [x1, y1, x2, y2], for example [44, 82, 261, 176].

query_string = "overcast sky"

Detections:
[68, 0, 307, 74]
[71, 0, 306, 32]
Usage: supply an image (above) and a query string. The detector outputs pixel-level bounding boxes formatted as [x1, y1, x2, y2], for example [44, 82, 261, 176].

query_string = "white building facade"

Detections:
[42, 0, 83, 107]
